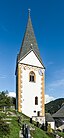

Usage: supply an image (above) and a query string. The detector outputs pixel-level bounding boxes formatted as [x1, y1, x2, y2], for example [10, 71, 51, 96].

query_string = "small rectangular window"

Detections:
[35, 97, 38, 105]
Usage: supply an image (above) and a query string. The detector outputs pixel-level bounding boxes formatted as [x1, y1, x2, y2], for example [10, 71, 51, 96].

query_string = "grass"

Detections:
[58, 131, 64, 137]
[18, 112, 55, 138]
[3, 117, 20, 138]
[31, 127, 50, 138]
[0, 110, 64, 138]
[7, 117, 20, 138]
[3, 118, 20, 138]
[0, 112, 20, 138]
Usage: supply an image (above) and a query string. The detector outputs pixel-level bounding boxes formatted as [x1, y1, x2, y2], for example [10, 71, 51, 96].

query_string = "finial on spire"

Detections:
[28, 8, 31, 17]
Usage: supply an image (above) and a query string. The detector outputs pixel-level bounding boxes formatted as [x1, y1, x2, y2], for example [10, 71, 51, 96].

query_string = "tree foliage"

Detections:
[0, 91, 16, 108]
[45, 98, 64, 114]
[0, 113, 10, 137]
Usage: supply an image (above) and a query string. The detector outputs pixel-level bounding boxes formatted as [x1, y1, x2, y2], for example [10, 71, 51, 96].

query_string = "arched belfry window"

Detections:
[35, 96, 38, 105]
[29, 71, 36, 82]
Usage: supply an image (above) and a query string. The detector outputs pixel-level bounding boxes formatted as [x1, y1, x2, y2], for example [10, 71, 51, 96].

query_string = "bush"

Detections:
[0, 120, 10, 136]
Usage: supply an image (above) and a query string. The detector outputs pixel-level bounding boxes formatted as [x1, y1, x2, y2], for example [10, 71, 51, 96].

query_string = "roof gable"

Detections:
[19, 50, 44, 68]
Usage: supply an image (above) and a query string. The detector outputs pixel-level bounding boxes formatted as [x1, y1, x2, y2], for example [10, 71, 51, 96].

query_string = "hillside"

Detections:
[0, 110, 55, 138]
[45, 98, 64, 114]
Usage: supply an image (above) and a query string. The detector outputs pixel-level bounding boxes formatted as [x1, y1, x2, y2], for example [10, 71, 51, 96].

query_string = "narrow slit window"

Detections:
[35, 96, 38, 105]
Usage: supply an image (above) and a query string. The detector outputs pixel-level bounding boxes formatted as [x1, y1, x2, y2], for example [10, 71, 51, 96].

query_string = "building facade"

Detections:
[15, 11, 45, 123]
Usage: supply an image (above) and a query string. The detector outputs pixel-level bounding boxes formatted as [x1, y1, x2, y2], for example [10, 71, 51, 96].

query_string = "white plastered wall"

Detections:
[19, 51, 45, 118]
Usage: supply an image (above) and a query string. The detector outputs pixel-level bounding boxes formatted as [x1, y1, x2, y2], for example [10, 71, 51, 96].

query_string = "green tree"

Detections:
[0, 113, 10, 137]
[0, 91, 16, 109]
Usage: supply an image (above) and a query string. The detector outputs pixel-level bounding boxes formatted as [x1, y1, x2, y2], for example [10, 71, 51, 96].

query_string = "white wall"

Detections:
[21, 67, 44, 117]
[48, 122, 55, 130]
[20, 51, 44, 68]
[19, 51, 45, 119]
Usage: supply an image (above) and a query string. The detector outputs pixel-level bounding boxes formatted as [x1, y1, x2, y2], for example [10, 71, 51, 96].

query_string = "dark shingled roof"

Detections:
[52, 105, 64, 118]
[18, 13, 44, 66]
[45, 113, 54, 122]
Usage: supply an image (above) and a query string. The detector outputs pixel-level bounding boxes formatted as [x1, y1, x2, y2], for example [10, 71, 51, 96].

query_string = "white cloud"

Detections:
[46, 68, 64, 98]
[8, 92, 55, 104]
[49, 69, 64, 88]
[0, 75, 7, 79]
[49, 79, 64, 88]
[45, 94, 55, 104]
[8, 92, 16, 98]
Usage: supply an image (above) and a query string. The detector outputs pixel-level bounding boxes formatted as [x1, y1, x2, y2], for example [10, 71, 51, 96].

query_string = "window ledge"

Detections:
[29, 81, 35, 83]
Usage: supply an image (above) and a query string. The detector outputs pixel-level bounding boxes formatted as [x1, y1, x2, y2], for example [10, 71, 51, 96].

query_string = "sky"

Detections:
[0, 0, 64, 102]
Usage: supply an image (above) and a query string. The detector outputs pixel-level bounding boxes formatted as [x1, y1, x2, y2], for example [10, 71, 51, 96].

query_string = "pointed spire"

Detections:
[28, 8, 31, 18]
[18, 10, 43, 66]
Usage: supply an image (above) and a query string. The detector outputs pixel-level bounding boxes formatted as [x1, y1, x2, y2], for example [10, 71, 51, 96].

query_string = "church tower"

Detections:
[15, 11, 45, 124]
